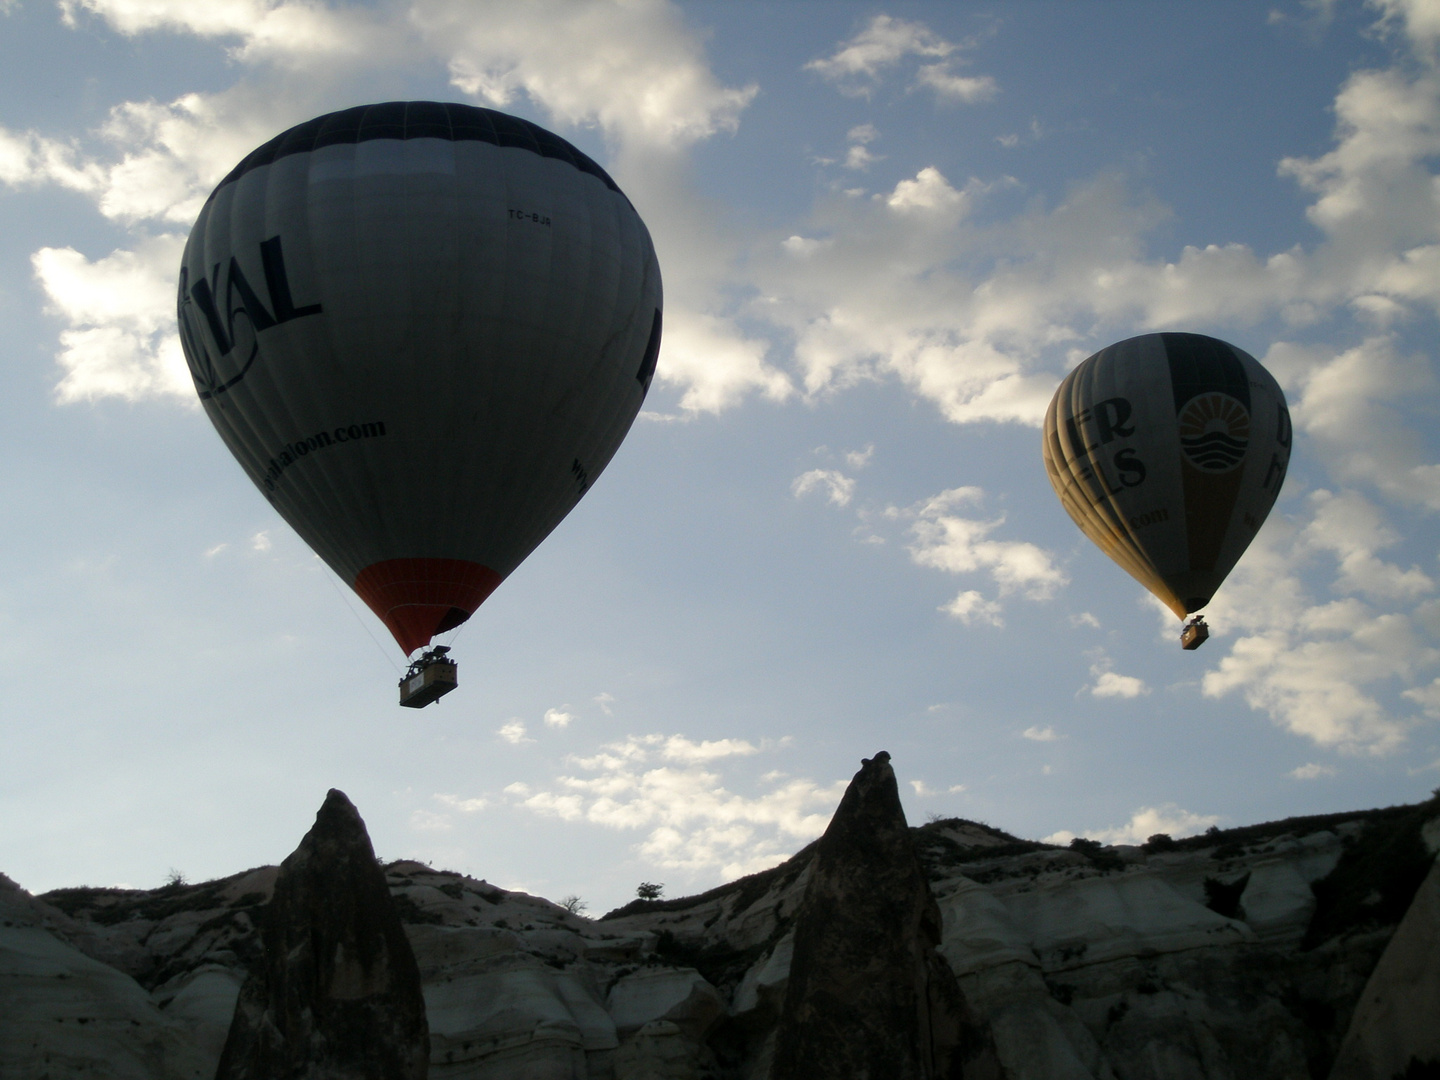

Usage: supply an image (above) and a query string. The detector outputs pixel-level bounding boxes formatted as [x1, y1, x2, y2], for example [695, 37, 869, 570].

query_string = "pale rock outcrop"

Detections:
[216, 788, 429, 1080]
[1328, 857, 1440, 1080]
[408, 922, 616, 1077]
[0, 921, 211, 1080]
[3, 775, 1436, 1080]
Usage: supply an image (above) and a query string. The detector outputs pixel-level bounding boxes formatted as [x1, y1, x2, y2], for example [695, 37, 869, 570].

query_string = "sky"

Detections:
[2, 0, 1439, 915]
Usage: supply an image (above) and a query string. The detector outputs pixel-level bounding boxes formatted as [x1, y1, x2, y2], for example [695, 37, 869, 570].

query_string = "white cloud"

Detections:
[1090, 669, 1150, 699]
[1284, 338, 1440, 511]
[1198, 516, 1435, 755]
[1022, 725, 1059, 741]
[947, 784, 967, 794]
[544, 707, 575, 729]
[435, 793, 489, 812]
[593, 692, 616, 715]
[884, 166, 969, 215]
[32, 235, 192, 403]
[845, 144, 882, 171]
[914, 65, 997, 103]
[905, 487, 1067, 602]
[0, 126, 106, 193]
[249, 531, 270, 553]
[910, 779, 936, 796]
[651, 309, 792, 415]
[414, 0, 755, 151]
[806, 14, 994, 105]
[61, 0, 400, 66]
[660, 735, 759, 763]
[1289, 763, 1338, 780]
[941, 590, 1004, 626]
[1070, 612, 1101, 629]
[844, 444, 875, 468]
[792, 468, 856, 508]
[1403, 676, 1440, 715]
[806, 14, 954, 87]
[409, 809, 452, 832]
[1302, 489, 1434, 600]
[505, 734, 843, 879]
[1044, 804, 1220, 847]
[498, 720, 533, 745]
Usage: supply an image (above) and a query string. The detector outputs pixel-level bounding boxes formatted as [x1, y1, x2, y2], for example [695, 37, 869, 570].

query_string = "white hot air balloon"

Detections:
[177, 102, 662, 704]
[1042, 333, 1291, 649]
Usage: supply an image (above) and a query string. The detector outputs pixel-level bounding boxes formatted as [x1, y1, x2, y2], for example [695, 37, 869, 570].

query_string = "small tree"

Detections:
[560, 894, 588, 916]
[636, 881, 664, 900]
[164, 868, 187, 888]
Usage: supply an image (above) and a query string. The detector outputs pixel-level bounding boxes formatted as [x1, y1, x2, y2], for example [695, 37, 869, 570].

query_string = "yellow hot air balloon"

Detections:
[1042, 333, 1291, 648]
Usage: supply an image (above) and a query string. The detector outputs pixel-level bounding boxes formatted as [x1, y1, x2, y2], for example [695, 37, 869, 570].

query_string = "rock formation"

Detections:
[1328, 856, 1440, 1080]
[771, 751, 1002, 1080]
[215, 788, 429, 1080]
[2, 769, 1436, 1080]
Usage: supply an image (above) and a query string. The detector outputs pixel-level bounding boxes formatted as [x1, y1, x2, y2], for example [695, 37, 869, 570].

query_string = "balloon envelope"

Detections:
[1042, 333, 1291, 618]
[178, 102, 662, 654]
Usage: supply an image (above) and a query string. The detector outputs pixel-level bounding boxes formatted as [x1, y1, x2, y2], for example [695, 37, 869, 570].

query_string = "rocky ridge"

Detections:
[2, 770, 1436, 1080]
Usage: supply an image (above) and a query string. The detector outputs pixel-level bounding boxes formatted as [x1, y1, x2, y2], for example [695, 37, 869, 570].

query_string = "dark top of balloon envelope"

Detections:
[207, 101, 624, 205]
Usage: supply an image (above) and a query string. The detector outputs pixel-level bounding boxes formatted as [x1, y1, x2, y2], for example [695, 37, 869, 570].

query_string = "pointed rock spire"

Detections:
[215, 789, 429, 1079]
[771, 752, 1004, 1080]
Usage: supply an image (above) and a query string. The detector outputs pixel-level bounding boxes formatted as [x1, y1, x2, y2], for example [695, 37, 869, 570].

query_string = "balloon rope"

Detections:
[318, 560, 404, 676]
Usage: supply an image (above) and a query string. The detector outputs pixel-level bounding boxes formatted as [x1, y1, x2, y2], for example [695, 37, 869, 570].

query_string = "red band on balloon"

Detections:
[353, 558, 503, 655]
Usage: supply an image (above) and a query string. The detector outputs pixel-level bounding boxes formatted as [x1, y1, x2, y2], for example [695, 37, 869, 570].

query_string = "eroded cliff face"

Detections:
[2, 771, 1436, 1080]
[215, 788, 430, 1080]
[771, 751, 1002, 1080]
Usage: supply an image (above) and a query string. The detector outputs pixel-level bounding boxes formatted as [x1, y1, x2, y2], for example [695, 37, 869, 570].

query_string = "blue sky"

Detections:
[2, 0, 1439, 914]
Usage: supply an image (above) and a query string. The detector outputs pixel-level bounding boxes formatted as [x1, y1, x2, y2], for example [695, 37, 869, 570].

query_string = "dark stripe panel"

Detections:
[208, 101, 621, 203]
[1162, 332, 1251, 414]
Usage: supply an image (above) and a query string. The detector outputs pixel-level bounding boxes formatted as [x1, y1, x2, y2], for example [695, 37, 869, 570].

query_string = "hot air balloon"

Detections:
[176, 102, 662, 704]
[1042, 333, 1291, 649]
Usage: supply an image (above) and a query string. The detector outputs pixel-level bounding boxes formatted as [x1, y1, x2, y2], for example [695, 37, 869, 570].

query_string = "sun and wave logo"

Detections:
[1178, 393, 1250, 472]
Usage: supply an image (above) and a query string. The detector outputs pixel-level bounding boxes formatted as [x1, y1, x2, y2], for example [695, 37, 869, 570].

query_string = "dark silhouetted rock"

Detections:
[215, 789, 428, 1080]
[1327, 856, 1440, 1080]
[771, 751, 1005, 1080]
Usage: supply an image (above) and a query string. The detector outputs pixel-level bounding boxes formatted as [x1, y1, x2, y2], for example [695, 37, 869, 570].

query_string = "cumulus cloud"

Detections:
[435, 793, 489, 812]
[649, 309, 792, 415]
[1198, 512, 1437, 755]
[1022, 725, 1059, 741]
[1289, 763, 1338, 780]
[498, 720, 533, 745]
[60, 0, 401, 67]
[792, 468, 857, 508]
[32, 235, 192, 402]
[544, 707, 575, 729]
[1404, 677, 1440, 715]
[1301, 489, 1434, 600]
[942, 589, 1004, 627]
[414, 0, 754, 150]
[914, 66, 997, 104]
[806, 14, 995, 104]
[904, 487, 1067, 605]
[504, 733, 842, 879]
[1044, 804, 1220, 847]
[1089, 667, 1150, 699]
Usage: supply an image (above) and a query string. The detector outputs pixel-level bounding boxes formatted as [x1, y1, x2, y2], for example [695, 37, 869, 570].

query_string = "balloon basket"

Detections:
[1180, 617, 1209, 651]
[399, 647, 458, 708]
